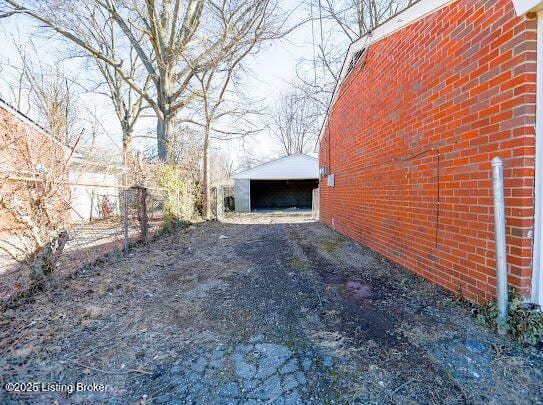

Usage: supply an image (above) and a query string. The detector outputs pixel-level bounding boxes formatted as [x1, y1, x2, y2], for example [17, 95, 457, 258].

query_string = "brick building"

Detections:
[0, 97, 68, 232]
[319, 0, 543, 304]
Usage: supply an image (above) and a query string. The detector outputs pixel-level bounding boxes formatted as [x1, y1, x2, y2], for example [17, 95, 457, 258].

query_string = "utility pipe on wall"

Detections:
[532, 10, 543, 306]
[492, 157, 508, 335]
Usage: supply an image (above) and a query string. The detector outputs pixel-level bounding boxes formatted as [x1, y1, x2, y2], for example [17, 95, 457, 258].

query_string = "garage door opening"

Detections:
[250, 179, 319, 211]
[233, 154, 319, 213]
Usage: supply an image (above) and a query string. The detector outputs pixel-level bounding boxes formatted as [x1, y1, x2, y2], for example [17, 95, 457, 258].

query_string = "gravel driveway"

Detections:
[1, 213, 542, 403]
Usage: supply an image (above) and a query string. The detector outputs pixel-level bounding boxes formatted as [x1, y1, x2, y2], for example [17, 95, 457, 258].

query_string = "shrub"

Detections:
[156, 212, 191, 236]
[156, 164, 200, 222]
[0, 116, 70, 289]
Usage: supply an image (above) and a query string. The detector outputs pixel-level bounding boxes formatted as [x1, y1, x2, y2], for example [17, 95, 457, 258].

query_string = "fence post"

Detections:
[140, 187, 149, 242]
[216, 187, 224, 221]
[176, 189, 180, 218]
[124, 188, 129, 254]
[492, 157, 508, 335]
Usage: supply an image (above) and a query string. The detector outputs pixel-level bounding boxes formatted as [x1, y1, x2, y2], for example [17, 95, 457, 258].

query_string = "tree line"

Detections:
[0, 0, 417, 217]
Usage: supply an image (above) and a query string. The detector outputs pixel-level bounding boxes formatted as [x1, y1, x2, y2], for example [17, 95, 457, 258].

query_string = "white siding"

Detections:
[69, 170, 121, 222]
[233, 154, 318, 180]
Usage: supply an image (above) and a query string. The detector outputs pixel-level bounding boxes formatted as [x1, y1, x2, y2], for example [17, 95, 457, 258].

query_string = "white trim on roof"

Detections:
[0, 97, 69, 152]
[318, 0, 458, 144]
[512, 0, 543, 15]
[0, 97, 48, 136]
[318, 0, 543, 145]
[233, 153, 318, 180]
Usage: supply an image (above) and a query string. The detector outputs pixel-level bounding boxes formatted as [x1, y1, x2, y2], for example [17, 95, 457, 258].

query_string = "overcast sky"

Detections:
[0, 1, 322, 166]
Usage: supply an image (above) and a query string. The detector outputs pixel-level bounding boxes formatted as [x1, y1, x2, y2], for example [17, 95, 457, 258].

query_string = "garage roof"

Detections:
[233, 153, 319, 180]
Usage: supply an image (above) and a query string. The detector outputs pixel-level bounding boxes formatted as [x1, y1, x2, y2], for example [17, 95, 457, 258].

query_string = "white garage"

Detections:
[233, 154, 319, 213]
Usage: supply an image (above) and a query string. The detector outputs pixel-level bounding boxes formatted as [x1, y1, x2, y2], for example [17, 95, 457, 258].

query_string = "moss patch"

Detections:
[288, 255, 310, 272]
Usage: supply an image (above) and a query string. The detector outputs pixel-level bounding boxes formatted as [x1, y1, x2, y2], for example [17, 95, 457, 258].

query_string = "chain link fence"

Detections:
[0, 176, 173, 302]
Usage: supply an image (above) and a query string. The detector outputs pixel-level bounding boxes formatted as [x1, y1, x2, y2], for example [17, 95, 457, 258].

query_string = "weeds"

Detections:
[157, 164, 201, 221]
[156, 213, 191, 237]
[476, 290, 543, 347]
[322, 236, 344, 255]
[288, 255, 310, 272]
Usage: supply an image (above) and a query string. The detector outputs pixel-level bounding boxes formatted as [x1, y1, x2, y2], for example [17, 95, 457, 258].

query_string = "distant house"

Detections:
[233, 154, 319, 212]
[68, 148, 124, 222]
[319, 0, 543, 304]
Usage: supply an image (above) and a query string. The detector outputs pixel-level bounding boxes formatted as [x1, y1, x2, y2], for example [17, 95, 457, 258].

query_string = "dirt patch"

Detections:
[0, 214, 542, 403]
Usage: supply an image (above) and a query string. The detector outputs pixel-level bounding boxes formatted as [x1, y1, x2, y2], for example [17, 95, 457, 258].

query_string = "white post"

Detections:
[492, 157, 508, 334]
[532, 11, 543, 305]
[312, 188, 320, 220]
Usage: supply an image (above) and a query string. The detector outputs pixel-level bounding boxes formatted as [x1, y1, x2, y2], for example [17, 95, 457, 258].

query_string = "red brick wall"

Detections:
[0, 105, 68, 232]
[319, 0, 537, 302]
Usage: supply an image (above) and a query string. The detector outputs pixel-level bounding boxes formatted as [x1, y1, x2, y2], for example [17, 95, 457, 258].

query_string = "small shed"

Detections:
[233, 154, 319, 213]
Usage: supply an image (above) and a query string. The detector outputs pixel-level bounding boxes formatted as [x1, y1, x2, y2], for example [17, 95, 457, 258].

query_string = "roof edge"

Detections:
[0, 97, 49, 136]
[318, 0, 458, 144]
[512, 0, 543, 15]
[232, 153, 317, 179]
[0, 96, 69, 151]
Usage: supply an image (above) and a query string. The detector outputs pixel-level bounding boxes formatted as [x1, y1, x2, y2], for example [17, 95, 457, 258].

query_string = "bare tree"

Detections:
[0, 0, 284, 162]
[315, 0, 416, 42]
[0, 109, 70, 288]
[210, 150, 235, 183]
[74, 13, 152, 163]
[271, 84, 319, 157]
[236, 144, 267, 171]
[297, 0, 417, 131]
[184, 0, 275, 219]
[0, 0, 195, 161]
[1, 42, 81, 145]
[310, 0, 416, 78]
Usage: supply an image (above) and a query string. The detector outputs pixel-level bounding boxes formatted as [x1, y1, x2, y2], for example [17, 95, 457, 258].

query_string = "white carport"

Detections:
[232, 154, 319, 213]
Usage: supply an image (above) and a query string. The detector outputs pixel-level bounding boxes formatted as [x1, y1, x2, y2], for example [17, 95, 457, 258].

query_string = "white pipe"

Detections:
[532, 11, 543, 306]
[492, 157, 509, 334]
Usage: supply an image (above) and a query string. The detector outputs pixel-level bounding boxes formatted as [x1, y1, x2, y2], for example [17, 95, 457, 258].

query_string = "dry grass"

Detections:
[308, 330, 364, 359]
[288, 255, 310, 272]
[321, 236, 344, 255]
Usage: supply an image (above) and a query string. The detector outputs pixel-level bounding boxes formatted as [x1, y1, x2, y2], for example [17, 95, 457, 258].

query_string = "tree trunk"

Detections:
[202, 126, 211, 220]
[31, 231, 69, 289]
[157, 114, 171, 162]
[122, 125, 133, 163]
[157, 73, 173, 162]
[122, 124, 134, 186]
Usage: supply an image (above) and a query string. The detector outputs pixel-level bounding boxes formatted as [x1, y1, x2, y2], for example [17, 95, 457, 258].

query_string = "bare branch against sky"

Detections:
[271, 83, 320, 157]
[296, 0, 417, 135]
[0, 0, 286, 161]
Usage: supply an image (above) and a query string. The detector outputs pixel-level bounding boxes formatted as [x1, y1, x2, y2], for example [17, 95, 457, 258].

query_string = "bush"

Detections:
[0, 118, 70, 288]
[156, 212, 191, 236]
[156, 164, 200, 222]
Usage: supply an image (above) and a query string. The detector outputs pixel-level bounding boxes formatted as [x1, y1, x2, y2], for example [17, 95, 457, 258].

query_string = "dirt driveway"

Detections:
[1, 213, 542, 403]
